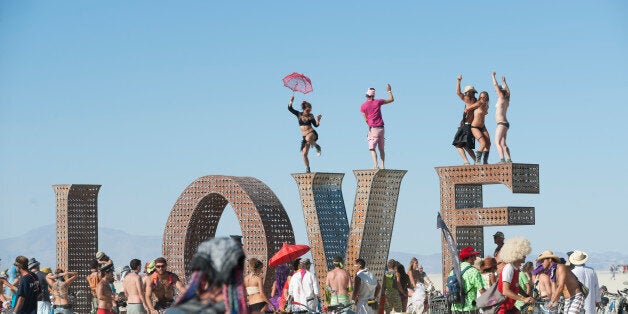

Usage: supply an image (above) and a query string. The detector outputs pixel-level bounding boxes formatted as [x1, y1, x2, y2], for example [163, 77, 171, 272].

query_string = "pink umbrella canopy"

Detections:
[282, 72, 313, 94]
[269, 243, 311, 266]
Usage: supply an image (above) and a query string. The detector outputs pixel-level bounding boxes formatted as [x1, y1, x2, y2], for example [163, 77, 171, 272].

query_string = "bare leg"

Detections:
[379, 146, 385, 169]
[456, 147, 470, 164]
[464, 147, 476, 161]
[370, 149, 379, 169]
[482, 130, 491, 164]
[494, 125, 506, 161]
[501, 128, 511, 161]
[302, 145, 310, 172]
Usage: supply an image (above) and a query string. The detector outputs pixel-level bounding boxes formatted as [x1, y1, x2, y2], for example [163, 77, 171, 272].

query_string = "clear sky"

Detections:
[1, 1, 627, 256]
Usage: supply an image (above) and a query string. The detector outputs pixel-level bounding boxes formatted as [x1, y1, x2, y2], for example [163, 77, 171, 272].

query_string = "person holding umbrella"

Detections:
[288, 95, 322, 173]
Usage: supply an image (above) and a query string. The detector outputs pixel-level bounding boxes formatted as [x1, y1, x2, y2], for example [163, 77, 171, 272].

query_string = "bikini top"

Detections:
[246, 286, 260, 296]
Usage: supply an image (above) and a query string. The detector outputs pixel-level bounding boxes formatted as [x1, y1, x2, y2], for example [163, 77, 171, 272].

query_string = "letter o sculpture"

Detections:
[162, 175, 295, 292]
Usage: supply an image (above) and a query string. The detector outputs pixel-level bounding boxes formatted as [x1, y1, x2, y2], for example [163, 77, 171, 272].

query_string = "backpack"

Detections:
[446, 265, 472, 305]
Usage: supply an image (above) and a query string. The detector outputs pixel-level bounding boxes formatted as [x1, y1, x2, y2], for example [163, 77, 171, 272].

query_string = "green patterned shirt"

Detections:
[450, 262, 485, 311]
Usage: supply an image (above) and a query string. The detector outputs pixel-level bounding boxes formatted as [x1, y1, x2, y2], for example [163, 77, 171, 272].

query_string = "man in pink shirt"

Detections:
[360, 84, 395, 169]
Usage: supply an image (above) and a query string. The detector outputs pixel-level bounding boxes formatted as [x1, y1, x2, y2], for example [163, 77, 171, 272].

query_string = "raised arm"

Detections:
[288, 95, 299, 115]
[64, 271, 78, 285]
[492, 71, 505, 98]
[456, 75, 465, 100]
[501, 75, 510, 95]
[383, 84, 394, 104]
[314, 114, 322, 127]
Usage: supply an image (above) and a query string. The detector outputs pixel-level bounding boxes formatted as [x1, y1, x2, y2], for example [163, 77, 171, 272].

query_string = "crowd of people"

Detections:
[445, 231, 602, 314]
[0, 232, 609, 314]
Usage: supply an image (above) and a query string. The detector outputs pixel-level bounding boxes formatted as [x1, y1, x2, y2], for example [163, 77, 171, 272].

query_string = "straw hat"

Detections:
[568, 250, 589, 266]
[536, 250, 560, 262]
[463, 86, 477, 94]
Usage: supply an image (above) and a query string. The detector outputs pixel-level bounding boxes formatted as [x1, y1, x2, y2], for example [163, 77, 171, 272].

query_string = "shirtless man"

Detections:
[86, 259, 100, 314]
[537, 251, 584, 313]
[453, 75, 478, 165]
[492, 71, 512, 163]
[123, 259, 148, 314]
[466, 91, 491, 164]
[145, 257, 185, 313]
[46, 269, 77, 314]
[96, 264, 115, 314]
[325, 256, 352, 307]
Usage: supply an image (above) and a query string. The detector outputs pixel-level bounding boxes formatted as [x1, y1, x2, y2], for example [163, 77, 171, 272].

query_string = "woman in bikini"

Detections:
[492, 71, 512, 163]
[467, 91, 491, 164]
[47, 269, 78, 314]
[288, 95, 322, 173]
[244, 258, 270, 313]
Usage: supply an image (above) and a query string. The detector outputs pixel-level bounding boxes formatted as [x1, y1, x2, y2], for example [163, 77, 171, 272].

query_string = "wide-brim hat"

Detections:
[463, 86, 477, 94]
[96, 251, 105, 260]
[536, 250, 560, 262]
[28, 258, 40, 270]
[459, 246, 480, 260]
[100, 263, 114, 273]
[568, 250, 589, 266]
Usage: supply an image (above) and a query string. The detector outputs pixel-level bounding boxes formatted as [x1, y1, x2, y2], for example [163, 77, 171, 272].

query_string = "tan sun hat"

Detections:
[568, 250, 589, 266]
[463, 86, 477, 94]
[536, 250, 560, 262]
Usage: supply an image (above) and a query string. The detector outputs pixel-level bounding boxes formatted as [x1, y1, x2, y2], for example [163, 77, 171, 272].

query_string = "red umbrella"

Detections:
[269, 243, 310, 266]
[282, 72, 313, 94]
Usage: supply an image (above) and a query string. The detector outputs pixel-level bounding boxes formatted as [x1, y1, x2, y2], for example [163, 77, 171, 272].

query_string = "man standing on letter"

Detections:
[360, 84, 394, 169]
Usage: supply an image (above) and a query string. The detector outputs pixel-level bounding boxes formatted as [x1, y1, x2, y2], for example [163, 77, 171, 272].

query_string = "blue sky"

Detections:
[1, 1, 627, 256]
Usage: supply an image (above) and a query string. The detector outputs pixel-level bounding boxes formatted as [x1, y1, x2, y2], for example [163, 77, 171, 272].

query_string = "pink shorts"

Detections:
[368, 127, 385, 150]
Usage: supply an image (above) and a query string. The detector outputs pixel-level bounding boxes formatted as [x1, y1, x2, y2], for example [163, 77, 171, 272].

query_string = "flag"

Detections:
[437, 212, 462, 295]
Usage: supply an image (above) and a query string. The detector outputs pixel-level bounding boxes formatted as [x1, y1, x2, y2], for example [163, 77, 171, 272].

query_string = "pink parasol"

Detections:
[282, 72, 313, 94]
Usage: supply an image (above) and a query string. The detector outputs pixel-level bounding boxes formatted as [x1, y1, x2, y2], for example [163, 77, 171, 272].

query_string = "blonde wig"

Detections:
[498, 237, 531, 263]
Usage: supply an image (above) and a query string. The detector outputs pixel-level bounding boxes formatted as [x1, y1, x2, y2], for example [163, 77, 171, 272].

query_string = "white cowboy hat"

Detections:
[568, 250, 589, 266]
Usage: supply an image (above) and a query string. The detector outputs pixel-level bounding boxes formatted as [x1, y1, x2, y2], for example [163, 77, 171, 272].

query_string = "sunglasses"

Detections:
[155, 264, 166, 269]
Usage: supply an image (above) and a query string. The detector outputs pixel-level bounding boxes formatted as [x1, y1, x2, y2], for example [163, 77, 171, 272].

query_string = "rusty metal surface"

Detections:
[53, 184, 101, 314]
[292, 169, 407, 293]
[346, 169, 407, 287]
[162, 175, 295, 294]
[434, 163, 539, 287]
[292, 172, 349, 292]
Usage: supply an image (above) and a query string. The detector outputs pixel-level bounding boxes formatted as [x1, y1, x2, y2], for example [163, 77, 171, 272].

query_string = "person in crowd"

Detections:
[382, 259, 404, 313]
[281, 258, 301, 311]
[453, 75, 478, 165]
[361, 84, 395, 169]
[569, 250, 601, 313]
[352, 258, 380, 314]
[537, 250, 585, 313]
[325, 256, 351, 307]
[47, 268, 78, 314]
[268, 264, 289, 312]
[492, 71, 512, 163]
[288, 258, 319, 312]
[86, 259, 101, 314]
[450, 246, 485, 314]
[166, 237, 249, 314]
[480, 256, 498, 289]
[13, 256, 39, 314]
[145, 257, 186, 313]
[496, 237, 534, 314]
[27, 258, 50, 314]
[123, 259, 148, 314]
[288, 95, 322, 173]
[244, 258, 270, 313]
[514, 261, 533, 311]
[407, 258, 433, 290]
[396, 263, 412, 311]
